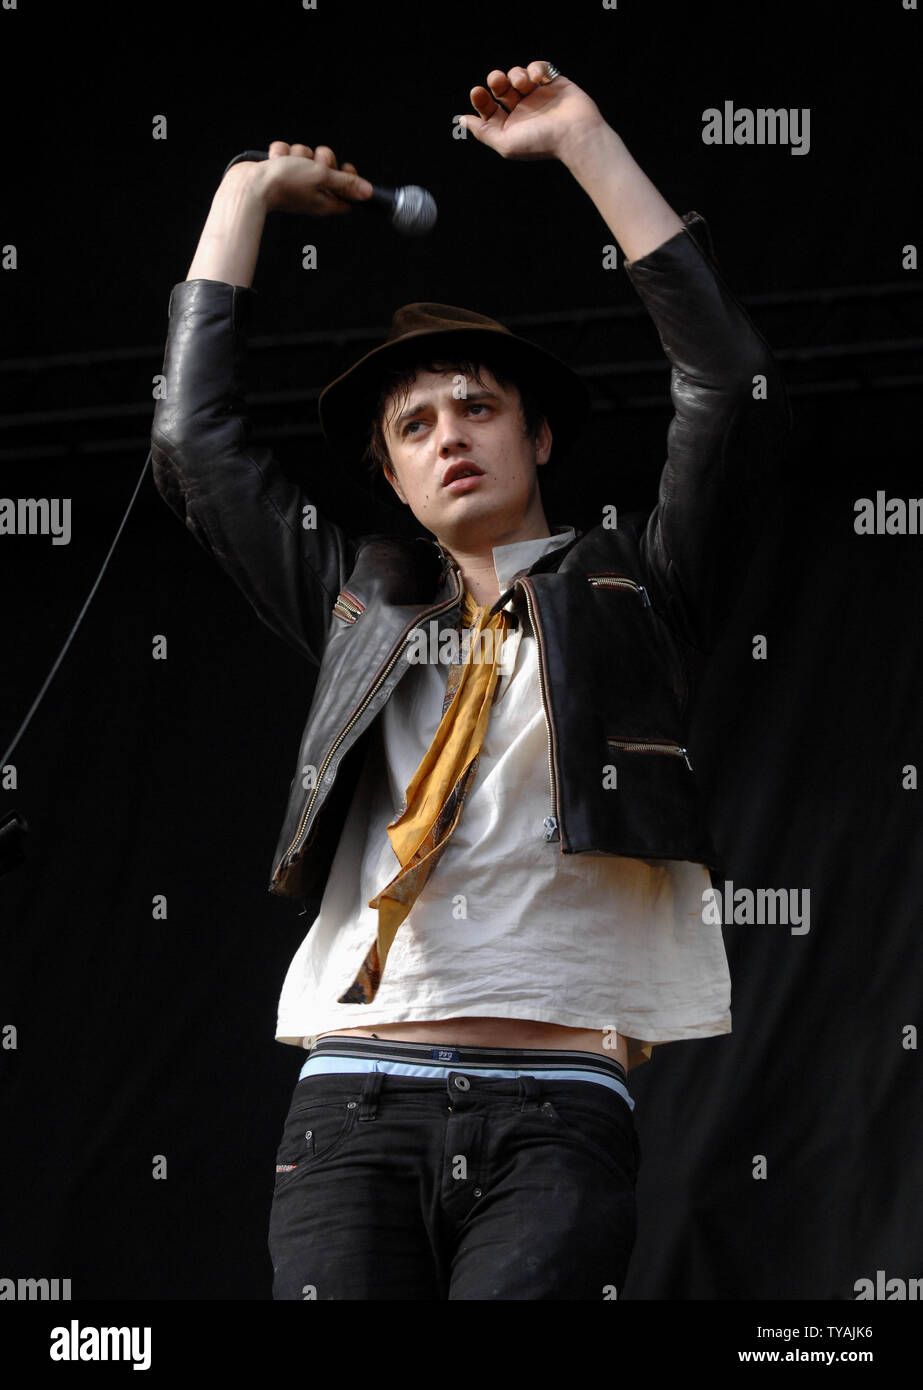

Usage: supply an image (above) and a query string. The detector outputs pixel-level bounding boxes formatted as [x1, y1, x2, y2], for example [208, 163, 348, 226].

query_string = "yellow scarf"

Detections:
[338, 588, 511, 1004]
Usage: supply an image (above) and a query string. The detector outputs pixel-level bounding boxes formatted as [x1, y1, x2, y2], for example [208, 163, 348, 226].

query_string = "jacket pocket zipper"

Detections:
[587, 574, 651, 607]
[332, 590, 364, 624]
[606, 736, 694, 772]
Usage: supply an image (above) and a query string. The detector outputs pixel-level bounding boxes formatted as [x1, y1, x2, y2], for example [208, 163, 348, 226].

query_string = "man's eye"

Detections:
[403, 404, 488, 436]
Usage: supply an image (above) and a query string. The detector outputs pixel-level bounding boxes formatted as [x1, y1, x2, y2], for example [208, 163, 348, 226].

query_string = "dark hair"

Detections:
[363, 357, 548, 491]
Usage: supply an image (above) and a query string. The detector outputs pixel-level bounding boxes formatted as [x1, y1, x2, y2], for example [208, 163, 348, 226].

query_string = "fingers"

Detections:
[266, 141, 330, 162]
[469, 60, 559, 117]
[262, 141, 371, 214]
[321, 163, 374, 205]
[507, 65, 535, 99]
[484, 68, 521, 113]
[469, 85, 499, 120]
[327, 160, 360, 211]
[529, 59, 559, 86]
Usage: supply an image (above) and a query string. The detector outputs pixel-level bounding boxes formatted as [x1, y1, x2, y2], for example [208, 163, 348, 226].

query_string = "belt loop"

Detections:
[518, 1074, 541, 1111]
[358, 1067, 383, 1121]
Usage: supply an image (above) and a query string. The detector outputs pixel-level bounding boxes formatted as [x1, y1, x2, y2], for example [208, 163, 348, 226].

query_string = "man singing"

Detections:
[151, 59, 788, 1299]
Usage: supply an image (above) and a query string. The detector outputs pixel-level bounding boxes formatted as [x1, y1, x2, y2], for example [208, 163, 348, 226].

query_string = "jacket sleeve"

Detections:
[149, 277, 356, 667]
[625, 212, 792, 653]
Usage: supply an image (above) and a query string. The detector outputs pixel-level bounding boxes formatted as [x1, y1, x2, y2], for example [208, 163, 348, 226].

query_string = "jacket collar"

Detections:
[426, 524, 584, 619]
[492, 525, 577, 592]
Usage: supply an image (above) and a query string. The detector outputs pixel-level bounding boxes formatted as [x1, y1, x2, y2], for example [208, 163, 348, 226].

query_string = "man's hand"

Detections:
[244, 141, 374, 215]
[187, 142, 372, 287]
[458, 60, 682, 264]
[456, 60, 604, 163]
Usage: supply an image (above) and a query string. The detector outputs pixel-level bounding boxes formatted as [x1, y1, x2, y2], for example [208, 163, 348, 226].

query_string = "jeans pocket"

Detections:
[273, 1094, 360, 1193]
[540, 1084, 639, 1180]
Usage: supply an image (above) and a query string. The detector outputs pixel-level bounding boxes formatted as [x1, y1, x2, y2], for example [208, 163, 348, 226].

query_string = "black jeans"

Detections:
[268, 1046, 640, 1300]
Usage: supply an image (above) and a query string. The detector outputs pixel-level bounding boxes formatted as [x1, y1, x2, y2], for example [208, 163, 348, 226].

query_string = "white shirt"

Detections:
[276, 527, 731, 1053]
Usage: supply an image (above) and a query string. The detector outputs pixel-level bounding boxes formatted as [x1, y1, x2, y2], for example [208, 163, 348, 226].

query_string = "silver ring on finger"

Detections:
[544, 63, 561, 82]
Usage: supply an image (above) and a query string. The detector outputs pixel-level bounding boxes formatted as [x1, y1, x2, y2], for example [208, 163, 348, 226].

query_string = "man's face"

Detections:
[380, 368, 552, 551]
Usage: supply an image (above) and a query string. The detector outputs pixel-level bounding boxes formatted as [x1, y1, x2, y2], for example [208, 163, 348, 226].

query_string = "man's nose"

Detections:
[436, 413, 471, 453]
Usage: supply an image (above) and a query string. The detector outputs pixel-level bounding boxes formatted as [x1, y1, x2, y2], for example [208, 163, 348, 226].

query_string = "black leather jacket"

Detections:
[150, 211, 789, 903]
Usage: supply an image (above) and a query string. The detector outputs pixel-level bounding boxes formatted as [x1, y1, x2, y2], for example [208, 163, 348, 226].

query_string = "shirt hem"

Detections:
[275, 1006, 731, 1049]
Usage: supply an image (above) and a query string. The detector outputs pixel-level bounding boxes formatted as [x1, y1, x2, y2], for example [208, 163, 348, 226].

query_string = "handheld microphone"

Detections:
[222, 150, 437, 236]
[365, 182, 437, 236]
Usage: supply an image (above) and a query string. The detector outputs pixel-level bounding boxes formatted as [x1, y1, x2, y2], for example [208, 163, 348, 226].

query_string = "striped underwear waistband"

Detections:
[300, 1035, 633, 1110]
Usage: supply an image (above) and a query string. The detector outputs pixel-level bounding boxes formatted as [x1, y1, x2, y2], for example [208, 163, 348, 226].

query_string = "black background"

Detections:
[1, 0, 922, 1335]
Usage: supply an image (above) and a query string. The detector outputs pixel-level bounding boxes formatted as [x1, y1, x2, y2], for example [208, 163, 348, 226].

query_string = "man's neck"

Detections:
[447, 551, 506, 607]
[442, 519, 553, 607]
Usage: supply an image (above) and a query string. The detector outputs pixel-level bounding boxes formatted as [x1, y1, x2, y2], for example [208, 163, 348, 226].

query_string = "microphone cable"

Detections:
[1, 449, 153, 772]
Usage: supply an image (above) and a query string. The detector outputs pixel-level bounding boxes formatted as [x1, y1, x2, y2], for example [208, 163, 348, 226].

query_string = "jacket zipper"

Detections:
[274, 571, 462, 876]
[606, 736, 694, 772]
[332, 591, 363, 624]
[587, 574, 651, 607]
[517, 577, 561, 844]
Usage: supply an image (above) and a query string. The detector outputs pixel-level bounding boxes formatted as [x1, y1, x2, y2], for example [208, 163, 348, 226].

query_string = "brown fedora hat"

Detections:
[318, 302, 590, 485]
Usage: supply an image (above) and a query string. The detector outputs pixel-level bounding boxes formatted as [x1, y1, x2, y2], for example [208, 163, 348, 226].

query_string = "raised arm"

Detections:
[458, 63, 791, 652]
[150, 147, 375, 665]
